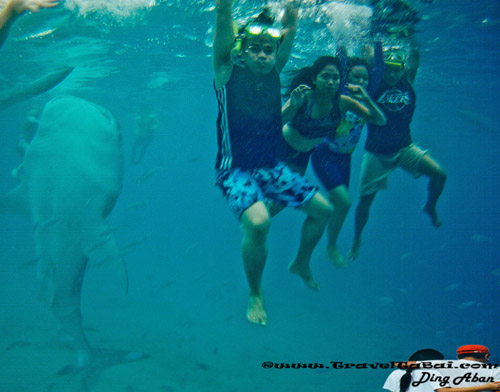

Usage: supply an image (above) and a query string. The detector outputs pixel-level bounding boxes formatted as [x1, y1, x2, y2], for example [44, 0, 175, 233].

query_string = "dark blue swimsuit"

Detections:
[289, 92, 342, 139]
[283, 92, 342, 170]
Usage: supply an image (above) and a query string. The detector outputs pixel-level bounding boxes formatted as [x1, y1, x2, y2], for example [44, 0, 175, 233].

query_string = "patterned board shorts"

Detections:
[359, 144, 428, 196]
[216, 162, 318, 218]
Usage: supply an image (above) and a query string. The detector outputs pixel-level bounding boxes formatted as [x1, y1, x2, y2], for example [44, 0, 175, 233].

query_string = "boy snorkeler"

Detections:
[348, 46, 446, 260]
[213, 0, 333, 326]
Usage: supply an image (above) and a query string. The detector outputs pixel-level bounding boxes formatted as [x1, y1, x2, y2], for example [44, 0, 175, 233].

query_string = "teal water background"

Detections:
[0, 0, 499, 391]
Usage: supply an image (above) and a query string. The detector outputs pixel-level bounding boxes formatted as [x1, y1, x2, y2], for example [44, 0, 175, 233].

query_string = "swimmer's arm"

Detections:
[336, 44, 348, 94]
[340, 88, 386, 126]
[369, 40, 384, 95]
[0, 0, 59, 48]
[281, 86, 310, 124]
[0, 0, 20, 47]
[275, 1, 298, 73]
[281, 98, 296, 124]
[436, 382, 500, 392]
[213, 0, 234, 88]
[405, 45, 420, 83]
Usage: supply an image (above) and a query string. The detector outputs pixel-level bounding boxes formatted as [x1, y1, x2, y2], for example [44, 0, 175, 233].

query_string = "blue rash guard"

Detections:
[214, 65, 283, 171]
[365, 76, 416, 154]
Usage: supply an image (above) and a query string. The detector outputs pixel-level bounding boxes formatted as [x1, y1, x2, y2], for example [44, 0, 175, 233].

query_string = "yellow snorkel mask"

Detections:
[383, 47, 407, 67]
[230, 23, 282, 64]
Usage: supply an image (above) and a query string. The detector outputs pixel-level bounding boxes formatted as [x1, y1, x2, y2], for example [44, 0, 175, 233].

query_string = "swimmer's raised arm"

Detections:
[0, 0, 59, 48]
[281, 84, 310, 124]
[340, 85, 386, 126]
[406, 44, 420, 83]
[213, 0, 235, 88]
[368, 39, 384, 94]
[275, 0, 299, 73]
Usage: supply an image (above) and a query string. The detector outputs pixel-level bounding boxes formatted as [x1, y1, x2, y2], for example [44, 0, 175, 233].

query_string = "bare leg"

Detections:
[240, 202, 271, 326]
[418, 154, 446, 227]
[326, 185, 351, 267]
[267, 201, 285, 218]
[289, 193, 333, 290]
[348, 192, 376, 261]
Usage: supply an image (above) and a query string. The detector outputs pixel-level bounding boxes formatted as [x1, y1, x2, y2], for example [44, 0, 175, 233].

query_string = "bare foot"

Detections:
[326, 246, 347, 268]
[288, 261, 320, 291]
[347, 238, 361, 261]
[423, 204, 442, 228]
[247, 294, 267, 326]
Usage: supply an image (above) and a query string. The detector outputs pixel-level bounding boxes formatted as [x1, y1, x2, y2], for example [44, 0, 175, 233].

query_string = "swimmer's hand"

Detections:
[483, 382, 500, 391]
[290, 84, 311, 108]
[281, 0, 299, 31]
[346, 83, 369, 102]
[10, 0, 59, 14]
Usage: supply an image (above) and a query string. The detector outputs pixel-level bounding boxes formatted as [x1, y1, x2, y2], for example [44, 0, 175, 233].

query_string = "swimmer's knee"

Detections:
[331, 193, 351, 212]
[359, 192, 376, 206]
[241, 205, 271, 235]
[306, 195, 333, 223]
[435, 169, 447, 183]
[245, 216, 271, 236]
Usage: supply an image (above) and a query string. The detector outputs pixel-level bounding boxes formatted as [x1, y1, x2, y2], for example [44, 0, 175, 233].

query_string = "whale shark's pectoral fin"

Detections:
[0, 66, 74, 110]
[0, 185, 30, 215]
[58, 348, 150, 392]
[85, 223, 129, 294]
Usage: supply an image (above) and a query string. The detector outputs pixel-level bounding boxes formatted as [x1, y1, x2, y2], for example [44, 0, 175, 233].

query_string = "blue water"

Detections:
[0, 1, 499, 391]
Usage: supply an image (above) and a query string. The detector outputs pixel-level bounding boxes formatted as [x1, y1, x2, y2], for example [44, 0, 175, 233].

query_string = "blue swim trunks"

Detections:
[216, 162, 318, 218]
[311, 143, 352, 191]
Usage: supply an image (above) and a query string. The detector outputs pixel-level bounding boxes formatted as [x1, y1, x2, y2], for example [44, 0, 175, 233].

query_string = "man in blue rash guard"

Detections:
[348, 46, 447, 260]
[213, 0, 333, 326]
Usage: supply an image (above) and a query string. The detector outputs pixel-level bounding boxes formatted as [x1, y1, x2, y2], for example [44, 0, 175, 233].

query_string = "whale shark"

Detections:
[1, 95, 146, 387]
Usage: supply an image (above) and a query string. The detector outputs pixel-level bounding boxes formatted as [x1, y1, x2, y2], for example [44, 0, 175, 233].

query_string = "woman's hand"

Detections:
[10, 0, 59, 14]
[290, 84, 311, 108]
[281, 0, 299, 32]
[346, 83, 369, 103]
[483, 382, 500, 391]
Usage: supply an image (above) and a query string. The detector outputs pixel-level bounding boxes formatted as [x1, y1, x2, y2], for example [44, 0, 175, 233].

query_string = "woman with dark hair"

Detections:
[282, 55, 385, 175]
[383, 349, 500, 392]
[279, 55, 386, 279]
[309, 43, 384, 266]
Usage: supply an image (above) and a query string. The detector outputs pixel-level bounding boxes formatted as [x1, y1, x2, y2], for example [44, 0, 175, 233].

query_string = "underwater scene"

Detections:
[0, 0, 498, 391]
